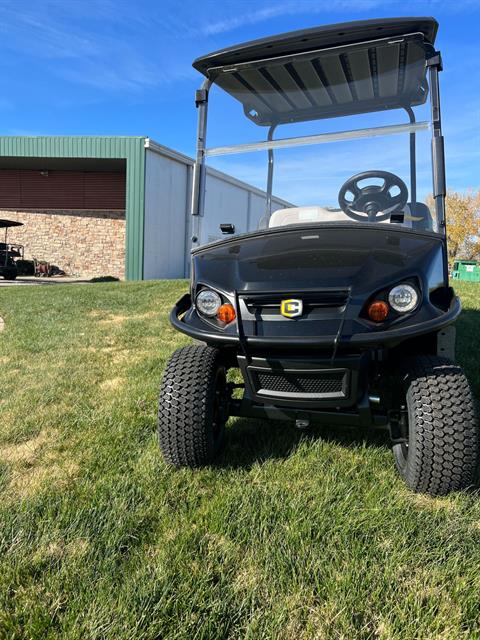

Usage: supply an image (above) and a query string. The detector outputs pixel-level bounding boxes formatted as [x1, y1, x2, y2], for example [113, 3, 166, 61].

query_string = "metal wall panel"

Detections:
[20, 170, 85, 208]
[200, 174, 289, 246]
[0, 169, 21, 208]
[144, 140, 290, 279]
[0, 169, 126, 210]
[144, 150, 189, 279]
[202, 173, 251, 244]
[84, 172, 126, 209]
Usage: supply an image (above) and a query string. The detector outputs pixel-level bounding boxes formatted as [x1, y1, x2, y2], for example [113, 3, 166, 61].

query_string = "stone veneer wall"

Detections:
[1, 209, 126, 279]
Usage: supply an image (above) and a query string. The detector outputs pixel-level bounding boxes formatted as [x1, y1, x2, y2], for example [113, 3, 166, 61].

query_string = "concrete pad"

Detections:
[0, 276, 93, 287]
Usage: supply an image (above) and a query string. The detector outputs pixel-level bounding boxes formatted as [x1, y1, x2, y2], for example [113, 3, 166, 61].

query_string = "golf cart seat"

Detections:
[405, 202, 434, 231]
[269, 206, 344, 227]
[268, 206, 415, 228]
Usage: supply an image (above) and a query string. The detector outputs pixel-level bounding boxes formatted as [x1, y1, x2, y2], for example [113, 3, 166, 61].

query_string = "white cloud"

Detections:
[198, 0, 386, 37]
[0, 1, 197, 93]
[196, 0, 480, 37]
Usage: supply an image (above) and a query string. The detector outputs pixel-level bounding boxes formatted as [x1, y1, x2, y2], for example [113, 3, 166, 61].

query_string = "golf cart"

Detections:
[159, 17, 479, 495]
[0, 219, 24, 280]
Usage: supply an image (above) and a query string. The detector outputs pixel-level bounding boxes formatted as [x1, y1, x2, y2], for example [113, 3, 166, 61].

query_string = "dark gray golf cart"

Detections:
[159, 17, 479, 496]
[0, 219, 24, 280]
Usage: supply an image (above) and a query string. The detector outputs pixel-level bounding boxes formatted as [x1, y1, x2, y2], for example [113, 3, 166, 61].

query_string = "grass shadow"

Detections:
[217, 416, 391, 470]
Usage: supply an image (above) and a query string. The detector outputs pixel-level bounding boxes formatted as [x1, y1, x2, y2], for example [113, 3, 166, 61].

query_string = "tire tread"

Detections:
[397, 355, 479, 495]
[158, 344, 224, 468]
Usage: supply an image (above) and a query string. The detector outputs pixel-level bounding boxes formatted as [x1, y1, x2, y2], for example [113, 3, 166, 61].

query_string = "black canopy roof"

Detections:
[193, 17, 438, 126]
[0, 219, 23, 228]
[193, 18, 437, 75]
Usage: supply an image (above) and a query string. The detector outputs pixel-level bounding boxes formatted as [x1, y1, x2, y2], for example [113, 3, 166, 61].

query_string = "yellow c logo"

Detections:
[280, 299, 303, 318]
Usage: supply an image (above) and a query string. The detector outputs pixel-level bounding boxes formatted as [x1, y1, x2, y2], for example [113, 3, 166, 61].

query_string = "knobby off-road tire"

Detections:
[393, 355, 479, 496]
[158, 345, 228, 468]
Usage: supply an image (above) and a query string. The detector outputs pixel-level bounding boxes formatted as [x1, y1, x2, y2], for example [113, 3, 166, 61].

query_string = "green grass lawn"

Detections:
[0, 280, 479, 640]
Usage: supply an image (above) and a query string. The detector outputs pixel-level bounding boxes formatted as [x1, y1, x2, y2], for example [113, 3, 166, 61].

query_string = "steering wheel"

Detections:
[338, 171, 408, 222]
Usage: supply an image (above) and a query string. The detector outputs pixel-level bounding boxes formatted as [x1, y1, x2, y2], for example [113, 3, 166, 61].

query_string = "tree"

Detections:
[429, 190, 480, 261]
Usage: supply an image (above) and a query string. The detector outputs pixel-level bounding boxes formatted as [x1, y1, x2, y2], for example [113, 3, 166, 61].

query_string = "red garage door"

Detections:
[0, 169, 126, 209]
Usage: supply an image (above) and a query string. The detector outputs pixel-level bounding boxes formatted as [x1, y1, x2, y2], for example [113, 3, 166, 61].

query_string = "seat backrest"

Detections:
[268, 205, 417, 229]
[269, 206, 347, 227]
[405, 202, 434, 231]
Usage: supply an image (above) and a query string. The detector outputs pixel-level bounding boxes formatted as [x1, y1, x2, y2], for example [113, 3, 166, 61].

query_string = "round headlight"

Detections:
[388, 284, 418, 313]
[196, 289, 222, 317]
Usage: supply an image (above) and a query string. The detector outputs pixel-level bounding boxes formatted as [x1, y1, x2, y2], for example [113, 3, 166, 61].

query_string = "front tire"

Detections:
[158, 345, 228, 468]
[393, 356, 479, 496]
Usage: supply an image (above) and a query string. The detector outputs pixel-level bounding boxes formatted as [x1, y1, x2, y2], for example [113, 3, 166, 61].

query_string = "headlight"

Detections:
[196, 289, 222, 317]
[388, 284, 418, 313]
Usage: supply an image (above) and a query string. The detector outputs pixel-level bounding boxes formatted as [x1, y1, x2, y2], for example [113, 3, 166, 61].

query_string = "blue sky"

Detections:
[1, 0, 479, 199]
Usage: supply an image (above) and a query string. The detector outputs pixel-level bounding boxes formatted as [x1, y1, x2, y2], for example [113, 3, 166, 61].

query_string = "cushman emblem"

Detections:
[280, 299, 303, 319]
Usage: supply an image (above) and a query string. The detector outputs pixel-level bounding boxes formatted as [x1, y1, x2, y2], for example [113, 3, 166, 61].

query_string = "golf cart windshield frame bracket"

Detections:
[195, 89, 208, 106]
[426, 51, 443, 72]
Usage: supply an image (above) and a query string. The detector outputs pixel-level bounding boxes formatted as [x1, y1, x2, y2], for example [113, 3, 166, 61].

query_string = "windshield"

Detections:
[196, 34, 440, 245]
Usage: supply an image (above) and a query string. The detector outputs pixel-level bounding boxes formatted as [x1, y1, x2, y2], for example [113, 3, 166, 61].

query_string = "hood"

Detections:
[192, 224, 446, 297]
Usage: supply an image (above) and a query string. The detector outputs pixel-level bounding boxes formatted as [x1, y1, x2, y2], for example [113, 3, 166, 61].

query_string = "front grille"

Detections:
[243, 290, 349, 315]
[254, 369, 347, 399]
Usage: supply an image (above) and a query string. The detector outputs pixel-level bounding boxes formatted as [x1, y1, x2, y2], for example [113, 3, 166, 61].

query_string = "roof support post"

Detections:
[404, 106, 417, 210]
[427, 53, 446, 233]
[191, 78, 212, 249]
[259, 124, 277, 228]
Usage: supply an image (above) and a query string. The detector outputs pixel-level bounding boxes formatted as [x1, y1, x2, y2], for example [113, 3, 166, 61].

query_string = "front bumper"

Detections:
[237, 353, 367, 409]
[170, 292, 461, 350]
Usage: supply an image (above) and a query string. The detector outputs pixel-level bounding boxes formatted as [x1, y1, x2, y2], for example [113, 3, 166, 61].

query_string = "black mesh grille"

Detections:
[256, 371, 345, 396]
[244, 290, 349, 314]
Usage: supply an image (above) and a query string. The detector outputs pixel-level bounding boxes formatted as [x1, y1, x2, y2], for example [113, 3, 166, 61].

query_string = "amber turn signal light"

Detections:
[217, 303, 236, 324]
[367, 300, 389, 322]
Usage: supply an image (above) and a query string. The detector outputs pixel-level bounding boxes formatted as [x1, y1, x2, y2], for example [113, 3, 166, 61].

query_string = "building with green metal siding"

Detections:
[0, 136, 145, 279]
[0, 136, 286, 280]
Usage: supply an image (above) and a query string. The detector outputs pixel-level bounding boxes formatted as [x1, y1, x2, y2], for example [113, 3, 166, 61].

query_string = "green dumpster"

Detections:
[452, 260, 480, 282]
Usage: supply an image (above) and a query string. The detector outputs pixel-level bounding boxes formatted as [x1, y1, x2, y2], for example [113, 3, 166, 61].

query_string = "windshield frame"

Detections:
[204, 121, 430, 158]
